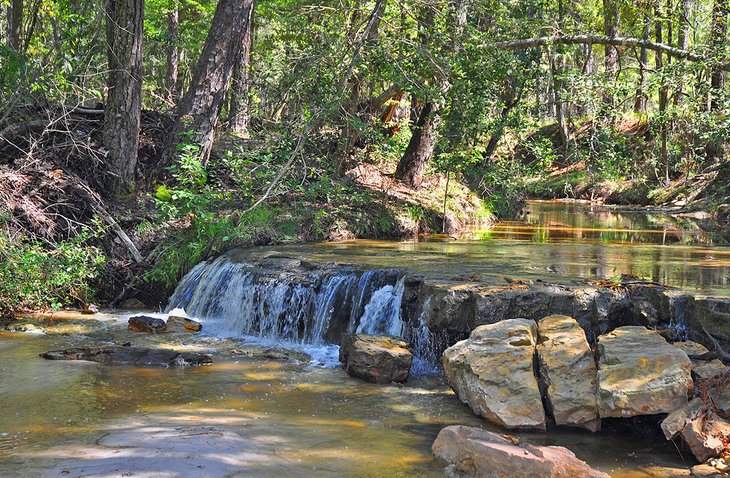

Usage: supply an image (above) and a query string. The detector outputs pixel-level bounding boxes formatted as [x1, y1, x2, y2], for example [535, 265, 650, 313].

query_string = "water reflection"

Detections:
[248, 201, 730, 297]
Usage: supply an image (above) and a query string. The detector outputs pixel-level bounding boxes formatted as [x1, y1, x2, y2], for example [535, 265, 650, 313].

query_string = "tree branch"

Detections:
[492, 35, 730, 71]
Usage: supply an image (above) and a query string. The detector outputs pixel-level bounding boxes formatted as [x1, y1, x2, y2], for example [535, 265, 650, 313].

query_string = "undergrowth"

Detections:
[0, 225, 106, 311]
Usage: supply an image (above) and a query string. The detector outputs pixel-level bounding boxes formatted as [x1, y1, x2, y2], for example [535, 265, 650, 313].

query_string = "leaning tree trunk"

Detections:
[228, 0, 255, 134]
[165, 0, 179, 103]
[171, 0, 253, 164]
[104, 0, 144, 196]
[395, 102, 440, 189]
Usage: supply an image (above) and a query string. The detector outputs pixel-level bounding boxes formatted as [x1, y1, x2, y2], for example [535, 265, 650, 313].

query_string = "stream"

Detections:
[1, 200, 728, 477]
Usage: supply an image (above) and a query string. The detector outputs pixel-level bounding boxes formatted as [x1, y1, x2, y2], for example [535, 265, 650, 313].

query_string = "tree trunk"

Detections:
[656, 3, 669, 183]
[395, 5, 444, 189]
[104, 0, 144, 196]
[395, 102, 440, 189]
[674, 0, 691, 105]
[9, 0, 22, 50]
[165, 0, 179, 103]
[171, 0, 253, 164]
[602, 0, 619, 107]
[635, 12, 651, 112]
[549, 46, 569, 148]
[228, 0, 255, 134]
[710, 0, 728, 111]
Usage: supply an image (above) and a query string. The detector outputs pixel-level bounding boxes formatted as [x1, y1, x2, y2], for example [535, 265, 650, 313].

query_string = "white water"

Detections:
[356, 277, 405, 337]
[165, 256, 423, 367]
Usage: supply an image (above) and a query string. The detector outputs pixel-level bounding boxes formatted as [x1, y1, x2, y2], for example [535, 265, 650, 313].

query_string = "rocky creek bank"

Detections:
[435, 317, 729, 477]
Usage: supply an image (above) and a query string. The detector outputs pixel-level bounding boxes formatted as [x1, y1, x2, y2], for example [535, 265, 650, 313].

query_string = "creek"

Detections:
[1, 200, 728, 477]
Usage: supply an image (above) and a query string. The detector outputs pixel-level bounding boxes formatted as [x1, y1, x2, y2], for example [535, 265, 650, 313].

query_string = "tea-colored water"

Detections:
[243, 200, 730, 296]
[0, 319, 691, 477]
[0, 201, 717, 477]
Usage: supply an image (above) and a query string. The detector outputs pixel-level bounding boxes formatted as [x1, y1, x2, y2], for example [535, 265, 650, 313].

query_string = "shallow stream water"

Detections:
[0, 200, 726, 477]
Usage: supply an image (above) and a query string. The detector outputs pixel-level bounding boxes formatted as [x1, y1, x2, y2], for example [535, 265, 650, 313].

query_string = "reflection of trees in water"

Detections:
[521, 202, 724, 246]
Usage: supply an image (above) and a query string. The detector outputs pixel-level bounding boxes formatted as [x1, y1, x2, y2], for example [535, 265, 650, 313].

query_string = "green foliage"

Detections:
[146, 135, 278, 290]
[0, 228, 106, 311]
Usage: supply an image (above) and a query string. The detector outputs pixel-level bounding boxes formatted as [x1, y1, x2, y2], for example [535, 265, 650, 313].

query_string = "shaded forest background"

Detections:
[0, 0, 729, 314]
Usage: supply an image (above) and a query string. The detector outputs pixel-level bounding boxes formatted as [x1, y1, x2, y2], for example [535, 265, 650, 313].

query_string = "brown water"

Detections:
[245, 200, 730, 297]
[0, 315, 692, 477]
[0, 201, 721, 477]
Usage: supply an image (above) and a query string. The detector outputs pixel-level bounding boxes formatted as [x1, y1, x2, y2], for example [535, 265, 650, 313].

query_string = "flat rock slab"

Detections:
[432, 425, 609, 478]
[442, 318, 546, 431]
[537, 315, 600, 432]
[41, 346, 213, 367]
[339, 334, 413, 384]
[597, 326, 692, 418]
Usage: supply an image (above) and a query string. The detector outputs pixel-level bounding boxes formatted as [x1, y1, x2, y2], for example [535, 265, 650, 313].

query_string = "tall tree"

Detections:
[165, 0, 180, 103]
[656, 1, 669, 183]
[602, 0, 619, 108]
[674, 0, 691, 105]
[8, 0, 22, 50]
[710, 0, 728, 111]
[104, 0, 144, 196]
[635, 10, 652, 112]
[228, 0, 255, 134]
[171, 0, 253, 163]
[395, 4, 448, 189]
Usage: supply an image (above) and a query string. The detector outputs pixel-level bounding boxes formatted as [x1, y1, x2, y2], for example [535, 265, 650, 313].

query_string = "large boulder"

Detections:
[662, 398, 730, 462]
[596, 326, 692, 418]
[41, 346, 213, 367]
[339, 334, 412, 384]
[128, 315, 166, 333]
[537, 315, 600, 432]
[432, 425, 609, 478]
[442, 319, 546, 431]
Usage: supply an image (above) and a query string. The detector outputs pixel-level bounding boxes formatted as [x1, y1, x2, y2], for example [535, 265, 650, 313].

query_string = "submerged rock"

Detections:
[536, 315, 600, 432]
[442, 319, 546, 431]
[41, 346, 213, 367]
[339, 334, 413, 384]
[5, 322, 41, 333]
[230, 345, 311, 362]
[596, 326, 692, 418]
[432, 425, 609, 478]
[128, 315, 166, 333]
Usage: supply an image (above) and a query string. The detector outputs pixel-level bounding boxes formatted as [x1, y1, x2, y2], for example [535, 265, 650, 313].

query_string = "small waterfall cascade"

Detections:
[406, 296, 439, 374]
[166, 254, 409, 347]
[667, 293, 691, 341]
[355, 277, 406, 337]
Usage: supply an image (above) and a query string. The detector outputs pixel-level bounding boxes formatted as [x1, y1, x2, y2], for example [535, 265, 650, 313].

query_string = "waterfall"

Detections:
[667, 294, 691, 341]
[166, 255, 410, 348]
[356, 277, 406, 337]
[407, 296, 439, 374]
